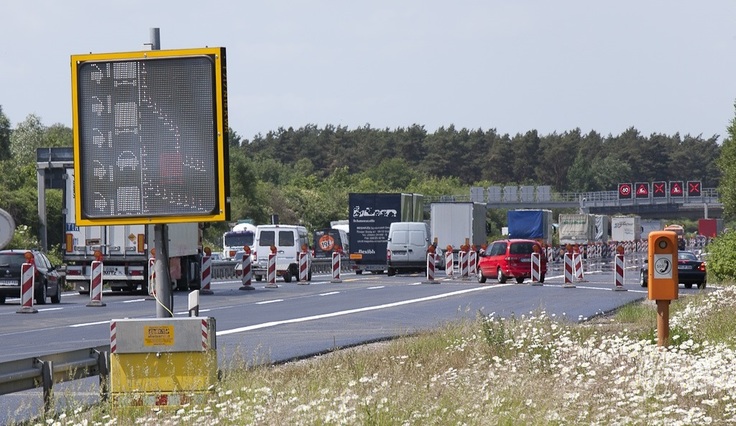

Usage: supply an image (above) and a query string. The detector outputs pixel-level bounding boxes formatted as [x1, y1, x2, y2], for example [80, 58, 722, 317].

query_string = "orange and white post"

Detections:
[265, 245, 278, 288]
[87, 251, 106, 307]
[17, 252, 37, 314]
[239, 246, 255, 291]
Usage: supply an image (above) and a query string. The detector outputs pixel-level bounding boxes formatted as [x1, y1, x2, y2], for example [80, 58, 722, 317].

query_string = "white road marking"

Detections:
[367, 286, 385, 290]
[122, 299, 147, 303]
[217, 284, 513, 336]
[319, 292, 340, 296]
[37, 307, 63, 312]
[256, 299, 284, 305]
[70, 320, 109, 328]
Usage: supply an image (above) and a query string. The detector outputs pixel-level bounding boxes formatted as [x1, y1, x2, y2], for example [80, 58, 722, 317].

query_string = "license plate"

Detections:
[393, 251, 407, 255]
[520, 258, 531, 262]
[104, 267, 125, 276]
[0, 279, 18, 286]
[678, 265, 692, 270]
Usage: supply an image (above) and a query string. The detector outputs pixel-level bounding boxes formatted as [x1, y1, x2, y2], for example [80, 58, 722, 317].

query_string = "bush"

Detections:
[704, 231, 736, 281]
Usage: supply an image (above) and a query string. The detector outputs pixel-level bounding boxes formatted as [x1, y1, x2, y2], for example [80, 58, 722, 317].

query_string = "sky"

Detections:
[2, 1, 736, 142]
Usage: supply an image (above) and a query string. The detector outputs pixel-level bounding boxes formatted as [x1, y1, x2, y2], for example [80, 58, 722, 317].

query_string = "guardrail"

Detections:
[0, 345, 109, 415]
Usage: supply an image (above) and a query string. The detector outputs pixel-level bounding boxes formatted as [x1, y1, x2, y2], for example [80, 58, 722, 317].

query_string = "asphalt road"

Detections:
[0, 259, 711, 423]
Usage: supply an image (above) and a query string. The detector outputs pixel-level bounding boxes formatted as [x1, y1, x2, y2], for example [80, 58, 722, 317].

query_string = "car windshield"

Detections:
[0, 254, 26, 267]
[678, 252, 698, 261]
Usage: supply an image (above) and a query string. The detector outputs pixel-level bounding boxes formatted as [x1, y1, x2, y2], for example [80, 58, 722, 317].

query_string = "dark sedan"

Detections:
[639, 251, 706, 289]
[0, 250, 62, 304]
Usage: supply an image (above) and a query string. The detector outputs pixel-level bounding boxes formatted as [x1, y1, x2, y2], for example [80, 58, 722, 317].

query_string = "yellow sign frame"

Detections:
[70, 47, 229, 225]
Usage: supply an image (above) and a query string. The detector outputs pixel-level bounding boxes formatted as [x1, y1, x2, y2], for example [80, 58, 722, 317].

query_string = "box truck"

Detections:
[698, 218, 723, 238]
[62, 168, 202, 293]
[430, 202, 487, 255]
[611, 216, 642, 242]
[348, 193, 423, 274]
[507, 209, 554, 245]
[558, 214, 596, 245]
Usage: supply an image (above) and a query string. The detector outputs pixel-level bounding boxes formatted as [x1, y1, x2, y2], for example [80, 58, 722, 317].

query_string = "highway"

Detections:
[0, 260, 711, 423]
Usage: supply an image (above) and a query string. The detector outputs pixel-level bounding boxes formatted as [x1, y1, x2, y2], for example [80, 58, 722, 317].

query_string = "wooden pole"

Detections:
[657, 300, 670, 347]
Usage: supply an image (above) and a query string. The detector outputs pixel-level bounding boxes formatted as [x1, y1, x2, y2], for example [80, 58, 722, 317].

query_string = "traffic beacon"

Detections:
[647, 230, 679, 347]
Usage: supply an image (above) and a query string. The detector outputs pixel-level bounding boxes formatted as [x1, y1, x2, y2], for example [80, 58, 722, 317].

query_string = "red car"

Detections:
[477, 239, 547, 284]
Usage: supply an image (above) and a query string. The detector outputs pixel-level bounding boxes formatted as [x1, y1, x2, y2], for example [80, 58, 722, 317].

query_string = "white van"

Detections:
[253, 225, 311, 282]
[386, 222, 431, 276]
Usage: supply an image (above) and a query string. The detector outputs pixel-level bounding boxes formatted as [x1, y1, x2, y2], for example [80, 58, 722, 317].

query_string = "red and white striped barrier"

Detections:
[265, 252, 278, 288]
[423, 253, 438, 284]
[459, 250, 469, 280]
[200, 255, 213, 295]
[613, 253, 627, 291]
[445, 251, 454, 277]
[87, 260, 106, 307]
[239, 252, 254, 290]
[468, 251, 477, 276]
[574, 253, 585, 282]
[299, 251, 311, 284]
[330, 251, 342, 283]
[531, 252, 542, 286]
[16, 262, 37, 314]
[563, 253, 576, 288]
[147, 258, 156, 298]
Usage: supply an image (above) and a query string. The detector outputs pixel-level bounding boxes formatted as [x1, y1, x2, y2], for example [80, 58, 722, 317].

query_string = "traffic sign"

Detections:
[687, 181, 702, 197]
[652, 181, 667, 198]
[70, 47, 230, 225]
[635, 182, 650, 199]
[669, 181, 684, 197]
[618, 183, 632, 199]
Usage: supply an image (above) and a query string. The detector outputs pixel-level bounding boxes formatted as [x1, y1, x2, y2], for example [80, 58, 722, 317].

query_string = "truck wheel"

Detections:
[356, 270, 363, 275]
[497, 269, 507, 284]
[387, 267, 396, 277]
[255, 275, 263, 282]
[539, 273, 545, 283]
[477, 270, 487, 284]
[0, 295, 5, 304]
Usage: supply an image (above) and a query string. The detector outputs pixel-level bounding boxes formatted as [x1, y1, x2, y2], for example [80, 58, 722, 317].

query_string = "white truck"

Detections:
[62, 168, 202, 293]
[558, 214, 597, 245]
[430, 202, 487, 257]
[611, 215, 642, 242]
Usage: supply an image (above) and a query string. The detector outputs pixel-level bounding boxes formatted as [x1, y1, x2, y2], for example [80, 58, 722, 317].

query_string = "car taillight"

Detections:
[66, 267, 82, 276]
[699, 263, 706, 272]
[387, 250, 392, 261]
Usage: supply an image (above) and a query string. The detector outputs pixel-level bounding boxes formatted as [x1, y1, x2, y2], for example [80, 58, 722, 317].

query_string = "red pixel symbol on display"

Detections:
[687, 181, 701, 197]
[635, 183, 649, 198]
[652, 182, 666, 197]
[670, 181, 683, 196]
[618, 183, 632, 199]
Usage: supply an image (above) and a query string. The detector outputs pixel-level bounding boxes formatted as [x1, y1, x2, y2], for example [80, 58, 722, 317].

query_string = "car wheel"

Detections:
[50, 282, 61, 304]
[516, 277, 525, 284]
[35, 281, 48, 305]
[497, 268, 507, 284]
[283, 271, 292, 283]
[387, 267, 396, 277]
[684, 283, 693, 289]
[255, 275, 263, 282]
[639, 270, 647, 287]
[477, 269, 487, 284]
[0, 295, 5, 304]
[698, 281, 706, 290]
[539, 273, 545, 283]
[356, 270, 363, 275]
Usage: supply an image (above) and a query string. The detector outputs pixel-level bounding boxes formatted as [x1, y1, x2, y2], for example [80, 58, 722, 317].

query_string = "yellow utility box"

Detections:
[110, 317, 217, 406]
[647, 231, 679, 301]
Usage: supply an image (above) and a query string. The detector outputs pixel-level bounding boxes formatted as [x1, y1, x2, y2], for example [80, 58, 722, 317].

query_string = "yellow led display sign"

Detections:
[71, 47, 230, 225]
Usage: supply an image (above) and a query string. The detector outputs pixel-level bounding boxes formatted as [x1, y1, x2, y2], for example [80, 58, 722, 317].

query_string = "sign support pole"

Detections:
[155, 224, 173, 318]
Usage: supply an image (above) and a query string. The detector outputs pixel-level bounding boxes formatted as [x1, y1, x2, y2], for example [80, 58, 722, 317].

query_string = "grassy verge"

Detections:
[25, 284, 736, 425]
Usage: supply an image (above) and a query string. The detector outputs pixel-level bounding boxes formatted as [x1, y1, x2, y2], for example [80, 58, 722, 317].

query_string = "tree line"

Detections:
[0, 105, 729, 258]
